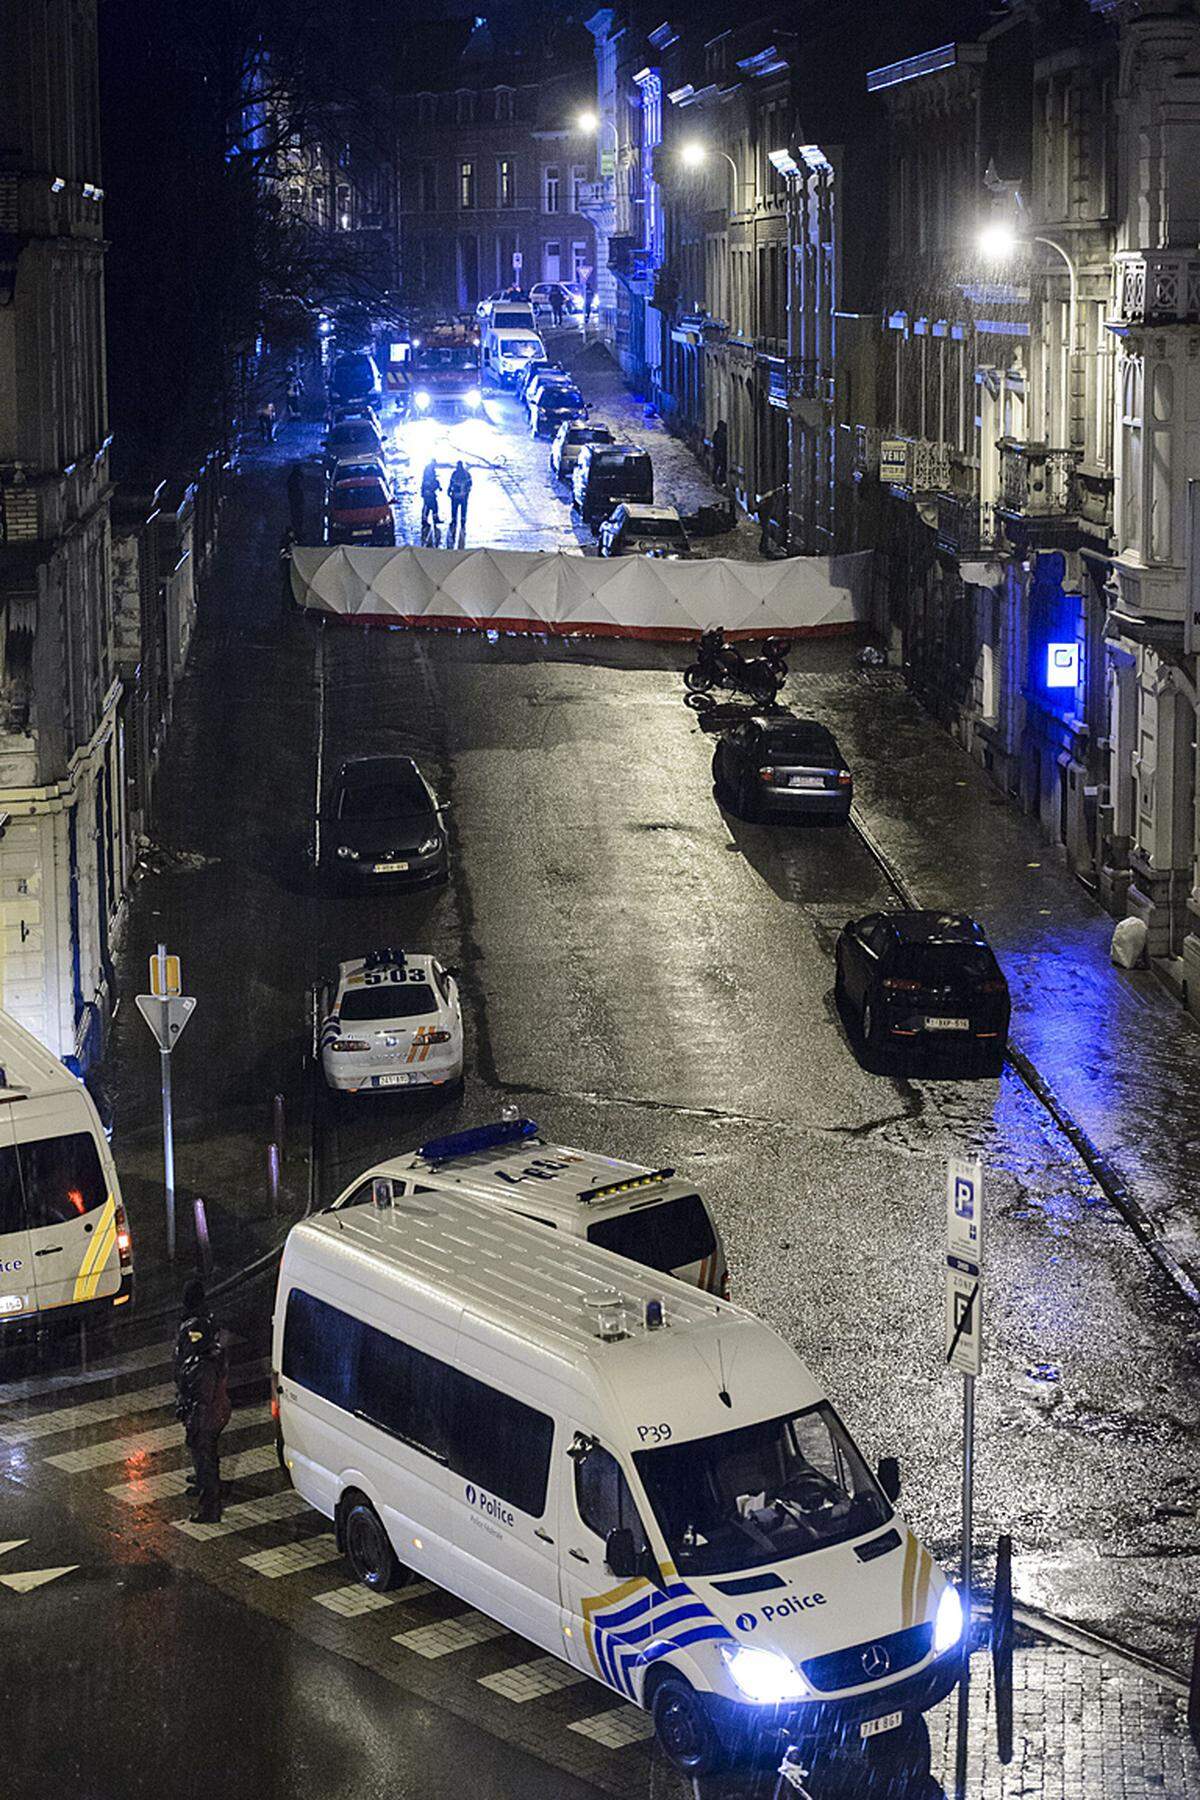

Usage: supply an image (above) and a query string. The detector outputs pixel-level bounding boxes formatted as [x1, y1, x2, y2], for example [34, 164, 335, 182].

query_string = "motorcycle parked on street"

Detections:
[683, 625, 789, 708]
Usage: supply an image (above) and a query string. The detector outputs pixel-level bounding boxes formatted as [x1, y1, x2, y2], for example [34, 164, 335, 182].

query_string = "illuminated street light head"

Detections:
[577, 109, 599, 133]
[978, 220, 1019, 261]
[680, 141, 706, 168]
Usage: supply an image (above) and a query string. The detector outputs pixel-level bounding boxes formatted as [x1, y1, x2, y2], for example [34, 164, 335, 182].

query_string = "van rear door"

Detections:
[0, 1110, 34, 1323]
[15, 1092, 119, 1314]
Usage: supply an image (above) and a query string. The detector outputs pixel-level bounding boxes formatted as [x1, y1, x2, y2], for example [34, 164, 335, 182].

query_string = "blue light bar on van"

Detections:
[418, 1118, 539, 1165]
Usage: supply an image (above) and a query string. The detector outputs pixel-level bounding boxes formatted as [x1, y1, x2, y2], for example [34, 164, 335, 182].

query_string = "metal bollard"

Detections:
[992, 1533, 1014, 1764]
[193, 1196, 213, 1277]
[273, 1093, 285, 1162]
[1189, 1623, 1200, 1742]
[267, 1143, 281, 1214]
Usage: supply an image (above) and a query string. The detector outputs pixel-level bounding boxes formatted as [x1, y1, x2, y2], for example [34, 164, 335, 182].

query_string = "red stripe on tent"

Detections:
[302, 610, 859, 643]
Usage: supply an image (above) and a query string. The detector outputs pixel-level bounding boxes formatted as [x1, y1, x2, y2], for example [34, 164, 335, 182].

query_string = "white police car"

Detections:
[320, 950, 463, 1094]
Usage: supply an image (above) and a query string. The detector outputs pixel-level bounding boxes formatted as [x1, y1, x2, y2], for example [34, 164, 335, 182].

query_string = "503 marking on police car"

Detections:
[636, 1422, 672, 1444]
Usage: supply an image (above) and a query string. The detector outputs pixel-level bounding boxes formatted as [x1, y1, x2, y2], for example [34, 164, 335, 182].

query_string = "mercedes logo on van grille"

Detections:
[861, 1642, 891, 1678]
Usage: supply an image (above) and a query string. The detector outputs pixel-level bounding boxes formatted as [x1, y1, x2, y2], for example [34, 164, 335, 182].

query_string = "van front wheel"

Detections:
[343, 1500, 400, 1591]
[650, 1675, 727, 1776]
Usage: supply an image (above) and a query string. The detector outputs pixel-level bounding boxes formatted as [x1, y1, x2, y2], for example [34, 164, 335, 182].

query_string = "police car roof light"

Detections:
[577, 1168, 676, 1205]
[419, 1117, 539, 1165]
[365, 947, 406, 971]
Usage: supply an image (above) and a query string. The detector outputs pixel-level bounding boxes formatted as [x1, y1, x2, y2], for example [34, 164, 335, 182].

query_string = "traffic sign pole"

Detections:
[946, 1157, 984, 1613]
[161, 1033, 176, 1262]
[134, 944, 196, 1263]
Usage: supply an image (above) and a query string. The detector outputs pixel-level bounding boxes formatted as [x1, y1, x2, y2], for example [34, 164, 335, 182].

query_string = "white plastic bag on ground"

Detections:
[1110, 915, 1148, 969]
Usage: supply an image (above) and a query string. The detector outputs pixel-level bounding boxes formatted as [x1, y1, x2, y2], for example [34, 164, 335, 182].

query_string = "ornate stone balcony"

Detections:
[1114, 250, 1200, 327]
[936, 492, 998, 558]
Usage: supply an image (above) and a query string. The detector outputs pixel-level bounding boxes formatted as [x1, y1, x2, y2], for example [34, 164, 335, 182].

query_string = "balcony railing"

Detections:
[1115, 250, 1200, 326]
[853, 425, 880, 477]
[936, 493, 998, 559]
[577, 178, 615, 215]
[879, 436, 950, 492]
[998, 441, 1078, 517]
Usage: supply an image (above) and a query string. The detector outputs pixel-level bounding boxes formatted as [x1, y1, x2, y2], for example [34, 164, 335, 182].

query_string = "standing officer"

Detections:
[174, 1277, 231, 1524]
[447, 460, 473, 547]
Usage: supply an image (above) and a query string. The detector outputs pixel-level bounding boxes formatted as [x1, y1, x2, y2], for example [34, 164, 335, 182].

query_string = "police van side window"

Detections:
[283, 1289, 357, 1412]
[451, 1369, 554, 1518]
[0, 1146, 25, 1235]
[358, 1323, 449, 1462]
[20, 1133, 107, 1227]
[575, 1446, 648, 1550]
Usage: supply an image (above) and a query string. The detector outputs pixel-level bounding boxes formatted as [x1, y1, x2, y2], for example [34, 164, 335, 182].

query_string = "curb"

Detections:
[1010, 1602, 1191, 1699]
[850, 804, 1200, 1318]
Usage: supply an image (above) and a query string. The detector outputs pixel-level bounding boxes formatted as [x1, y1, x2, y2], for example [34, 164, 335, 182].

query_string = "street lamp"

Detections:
[678, 141, 743, 212]
[977, 220, 1078, 361]
[577, 110, 619, 153]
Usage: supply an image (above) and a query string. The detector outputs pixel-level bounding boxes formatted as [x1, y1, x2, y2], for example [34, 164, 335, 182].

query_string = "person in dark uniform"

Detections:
[447, 460, 472, 546]
[174, 1277, 231, 1524]
[711, 417, 728, 489]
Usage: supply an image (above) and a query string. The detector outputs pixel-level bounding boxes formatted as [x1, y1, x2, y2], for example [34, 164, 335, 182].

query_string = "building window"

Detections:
[543, 166, 560, 214]
[456, 90, 475, 125]
[495, 87, 513, 122]
[572, 240, 589, 283]
[497, 158, 514, 208]
[419, 163, 436, 211]
[544, 240, 562, 281]
[572, 165, 587, 213]
[459, 160, 475, 210]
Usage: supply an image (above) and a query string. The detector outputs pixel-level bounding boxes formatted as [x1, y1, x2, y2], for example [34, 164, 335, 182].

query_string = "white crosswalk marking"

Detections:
[240, 1534, 340, 1578]
[0, 1338, 173, 1406]
[313, 1583, 402, 1617]
[46, 1405, 268, 1473]
[478, 1656, 589, 1703]
[174, 1487, 311, 1541]
[394, 1610, 509, 1658]
[568, 1706, 655, 1748]
[0, 1565, 78, 1594]
[105, 1442, 279, 1505]
[0, 1379, 178, 1443]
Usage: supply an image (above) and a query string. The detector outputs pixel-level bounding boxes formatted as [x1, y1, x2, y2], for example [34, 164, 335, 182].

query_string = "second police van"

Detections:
[272, 1153, 963, 1775]
[331, 1117, 729, 1296]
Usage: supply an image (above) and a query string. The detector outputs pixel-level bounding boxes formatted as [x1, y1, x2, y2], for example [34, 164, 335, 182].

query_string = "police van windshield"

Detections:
[633, 1402, 890, 1576]
[586, 1194, 714, 1273]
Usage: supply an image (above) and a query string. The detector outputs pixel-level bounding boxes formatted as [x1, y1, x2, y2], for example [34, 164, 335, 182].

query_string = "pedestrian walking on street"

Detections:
[712, 417, 728, 489]
[583, 280, 597, 328]
[286, 374, 304, 419]
[174, 1277, 231, 1525]
[548, 283, 566, 328]
[448, 460, 472, 547]
[286, 462, 305, 538]
[420, 459, 442, 544]
[258, 399, 277, 443]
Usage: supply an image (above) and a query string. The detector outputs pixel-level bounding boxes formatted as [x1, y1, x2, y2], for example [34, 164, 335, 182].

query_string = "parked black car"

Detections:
[713, 713, 851, 821]
[834, 911, 1010, 1071]
[572, 444, 653, 530]
[326, 755, 449, 886]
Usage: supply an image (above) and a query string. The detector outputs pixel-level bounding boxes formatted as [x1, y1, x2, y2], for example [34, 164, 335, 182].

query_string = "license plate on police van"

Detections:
[376, 1073, 408, 1088]
[925, 1016, 969, 1031]
[787, 774, 824, 789]
[374, 861, 409, 873]
[860, 1712, 903, 1740]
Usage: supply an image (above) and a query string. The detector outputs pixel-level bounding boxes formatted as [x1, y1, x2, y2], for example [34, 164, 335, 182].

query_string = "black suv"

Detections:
[326, 756, 448, 886]
[835, 912, 1009, 1072]
[713, 714, 852, 822]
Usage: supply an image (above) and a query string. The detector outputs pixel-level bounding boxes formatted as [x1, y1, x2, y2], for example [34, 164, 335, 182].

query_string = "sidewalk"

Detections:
[797, 657, 1200, 1303]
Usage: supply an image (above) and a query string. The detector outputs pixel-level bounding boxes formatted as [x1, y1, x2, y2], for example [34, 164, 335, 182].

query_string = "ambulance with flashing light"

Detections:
[272, 1184, 963, 1775]
[0, 1006, 132, 1329]
[319, 951, 463, 1095]
[334, 1116, 728, 1295]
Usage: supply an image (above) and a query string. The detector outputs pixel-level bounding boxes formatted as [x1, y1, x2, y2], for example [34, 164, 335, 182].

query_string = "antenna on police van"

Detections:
[716, 1338, 732, 1408]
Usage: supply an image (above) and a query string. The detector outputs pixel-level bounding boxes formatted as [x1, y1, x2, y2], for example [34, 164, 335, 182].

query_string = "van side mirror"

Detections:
[877, 1456, 901, 1504]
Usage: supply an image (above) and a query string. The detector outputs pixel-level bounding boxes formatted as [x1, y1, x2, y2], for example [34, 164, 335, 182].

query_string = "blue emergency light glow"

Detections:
[1045, 642, 1078, 689]
[419, 1118, 539, 1164]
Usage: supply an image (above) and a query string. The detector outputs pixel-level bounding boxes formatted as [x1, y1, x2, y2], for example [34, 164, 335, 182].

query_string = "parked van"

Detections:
[329, 1116, 728, 1294]
[273, 1189, 963, 1775]
[572, 443, 653, 529]
[482, 324, 546, 387]
[0, 1007, 132, 1329]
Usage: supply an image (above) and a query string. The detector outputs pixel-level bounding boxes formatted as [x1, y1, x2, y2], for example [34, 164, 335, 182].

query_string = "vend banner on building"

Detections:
[289, 545, 870, 642]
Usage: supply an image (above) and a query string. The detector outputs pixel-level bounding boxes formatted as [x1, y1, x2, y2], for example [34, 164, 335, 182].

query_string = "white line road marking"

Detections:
[0, 1565, 78, 1593]
[105, 1441, 277, 1504]
[240, 1535, 340, 1578]
[2, 1357, 267, 1444]
[567, 1706, 655, 1748]
[478, 1656, 589, 1703]
[0, 1338, 174, 1406]
[311, 1579, 438, 1617]
[0, 1540, 29, 1557]
[174, 1487, 312, 1541]
[394, 1610, 510, 1658]
[46, 1405, 269, 1473]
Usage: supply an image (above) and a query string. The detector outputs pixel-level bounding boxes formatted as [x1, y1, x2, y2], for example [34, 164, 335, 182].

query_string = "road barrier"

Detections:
[289, 544, 870, 641]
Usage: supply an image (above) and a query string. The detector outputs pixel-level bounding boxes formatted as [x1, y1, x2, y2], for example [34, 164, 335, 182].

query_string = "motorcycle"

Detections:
[683, 626, 788, 708]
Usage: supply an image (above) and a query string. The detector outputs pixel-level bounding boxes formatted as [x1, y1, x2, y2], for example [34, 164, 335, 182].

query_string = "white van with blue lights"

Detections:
[272, 1184, 962, 1776]
[327, 1115, 729, 1296]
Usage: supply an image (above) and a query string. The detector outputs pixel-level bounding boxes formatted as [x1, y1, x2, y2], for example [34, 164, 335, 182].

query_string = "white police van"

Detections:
[333, 1116, 728, 1296]
[0, 1006, 132, 1330]
[272, 1178, 962, 1774]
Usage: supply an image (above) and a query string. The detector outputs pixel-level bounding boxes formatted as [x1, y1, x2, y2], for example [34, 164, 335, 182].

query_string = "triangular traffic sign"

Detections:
[0, 1564, 78, 1593]
[134, 993, 196, 1053]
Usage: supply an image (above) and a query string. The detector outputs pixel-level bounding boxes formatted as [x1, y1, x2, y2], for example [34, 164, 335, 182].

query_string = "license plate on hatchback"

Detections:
[787, 774, 824, 789]
[376, 1073, 408, 1088]
[374, 861, 409, 873]
[925, 1017, 969, 1031]
[860, 1712, 903, 1740]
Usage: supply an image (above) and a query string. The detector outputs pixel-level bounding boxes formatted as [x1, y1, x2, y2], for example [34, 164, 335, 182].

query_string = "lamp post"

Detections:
[577, 109, 619, 188]
[678, 140, 744, 216]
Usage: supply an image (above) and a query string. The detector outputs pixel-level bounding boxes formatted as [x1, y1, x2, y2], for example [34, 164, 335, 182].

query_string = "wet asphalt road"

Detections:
[4, 416, 1199, 1800]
